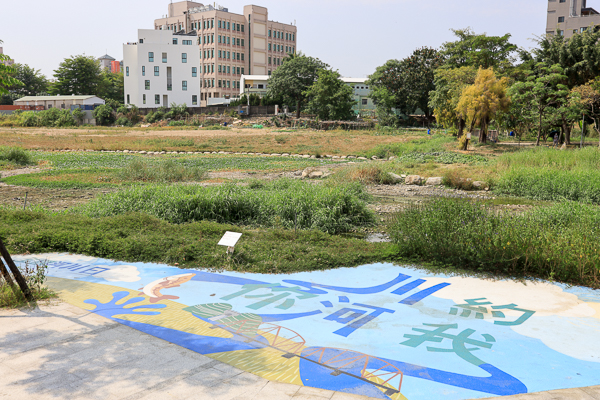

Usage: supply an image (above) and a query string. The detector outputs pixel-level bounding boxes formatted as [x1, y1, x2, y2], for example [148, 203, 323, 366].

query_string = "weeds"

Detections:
[0, 259, 56, 308]
[77, 180, 376, 234]
[0, 147, 32, 166]
[118, 159, 206, 183]
[390, 198, 600, 288]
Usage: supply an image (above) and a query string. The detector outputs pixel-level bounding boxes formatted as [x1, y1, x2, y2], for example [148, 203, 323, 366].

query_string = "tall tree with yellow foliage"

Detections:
[456, 67, 510, 143]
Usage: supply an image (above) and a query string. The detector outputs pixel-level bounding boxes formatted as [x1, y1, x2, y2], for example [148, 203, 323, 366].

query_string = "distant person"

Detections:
[553, 132, 559, 148]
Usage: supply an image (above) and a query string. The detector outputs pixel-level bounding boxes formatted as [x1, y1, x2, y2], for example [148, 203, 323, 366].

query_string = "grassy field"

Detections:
[0, 209, 395, 275]
[0, 126, 436, 156]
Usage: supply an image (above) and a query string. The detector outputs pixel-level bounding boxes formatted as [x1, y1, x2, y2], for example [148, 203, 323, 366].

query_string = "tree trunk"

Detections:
[0, 239, 33, 302]
[479, 119, 488, 144]
[458, 118, 465, 138]
[561, 118, 570, 145]
[296, 100, 301, 119]
[536, 114, 542, 146]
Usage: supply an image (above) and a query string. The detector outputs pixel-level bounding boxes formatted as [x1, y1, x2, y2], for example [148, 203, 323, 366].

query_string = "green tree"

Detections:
[368, 48, 442, 124]
[97, 70, 124, 104]
[440, 28, 518, 70]
[267, 53, 328, 118]
[51, 55, 103, 96]
[429, 66, 478, 135]
[456, 67, 510, 144]
[8, 63, 48, 98]
[533, 29, 600, 88]
[304, 69, 356, 121]
[0, 40, 21, 95]
[571, 78, 600, 147]
[509, 63, 569, 146]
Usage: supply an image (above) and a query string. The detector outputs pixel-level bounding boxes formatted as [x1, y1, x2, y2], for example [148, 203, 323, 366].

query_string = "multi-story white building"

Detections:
[341, 78, 375, 115]
[547, 0, 600, 38]
[153, 1, 297, 107]
[124, 29, 201, 108]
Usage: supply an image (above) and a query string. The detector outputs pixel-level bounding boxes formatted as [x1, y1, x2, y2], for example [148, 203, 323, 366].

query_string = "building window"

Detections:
[143, 94, 146, 104]
[126, 66, 129, 76]
[218, 80, 222, 88]
[192, 95, 198, 105]
[182, 53, 187, 63]
[241, 54, 244, 61]
[192, 67, 197, 77]
[149, 52, 154, 62]
[268, 70, 271, 76]
[362, 99, 368, 105]
[268, 30, 271, 37]
[241, 68, 244, 75]
[145, 80, 150, 90]
[154, 66, 159, 76]
[183, 40, 193, 45]
[241, 24, 244, 33]
[182, 81, 188, 91]
[162, 53, 167, 63]
[237, 38, 240, 46]
[558, 16, 565, 23]
[227, 36, 231, 44]
[227, 22, 230, 30]
[218, 20, 222, 29]
[155, 95, 160, 104]
[142, 66, 145, 76]
[211, 19, 214, 29]
[173, 38, 178, 45]
[127, 95, 130, 104]
[241, 39, 245, 47]
[268, 57, 271, 65]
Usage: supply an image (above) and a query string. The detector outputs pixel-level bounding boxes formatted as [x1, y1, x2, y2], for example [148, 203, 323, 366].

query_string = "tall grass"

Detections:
[390, 198, 600, 287]
[0, 260, 56, 308]
[118, 159, 206, 182]
[77, 180, 375, 234]
[495, 147, 600, 203]
[365, 136, 455, 159]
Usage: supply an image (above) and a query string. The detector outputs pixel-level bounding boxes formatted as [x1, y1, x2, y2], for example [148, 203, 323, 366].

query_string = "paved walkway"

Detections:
[1, 301, 599, 400]
[0, 301, 375, 400]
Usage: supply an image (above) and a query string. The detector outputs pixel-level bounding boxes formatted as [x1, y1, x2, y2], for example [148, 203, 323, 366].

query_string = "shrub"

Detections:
[0, 147, 32, 166]
[390, 198, 600, 287]
[442, 170, 474, 190]
[72, 108, 85, 124]
[116, 117, 133, 127]
[93, 104, 115, 126]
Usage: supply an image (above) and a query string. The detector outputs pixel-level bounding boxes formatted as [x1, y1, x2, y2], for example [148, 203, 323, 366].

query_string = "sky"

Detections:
[0, 0, 548, 79]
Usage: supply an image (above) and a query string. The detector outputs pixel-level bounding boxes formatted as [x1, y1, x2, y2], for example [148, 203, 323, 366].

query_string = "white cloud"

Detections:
[96, 264, 141, 283]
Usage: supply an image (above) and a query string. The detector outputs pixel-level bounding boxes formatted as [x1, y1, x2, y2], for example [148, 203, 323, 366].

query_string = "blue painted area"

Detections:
[15, 254, 600, 400]
[298, 357, 389, 399]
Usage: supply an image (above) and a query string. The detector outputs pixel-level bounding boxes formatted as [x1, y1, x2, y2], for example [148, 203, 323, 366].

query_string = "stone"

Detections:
[123, 150, 130, 153]
[388, 172, 403, 184]
[371, 156, 379, 160]
[472, 181, 486, 190]
[139, 151, 147, 154]
[389, 156, 396, 161]
[405, 175, 423, 185]
[302, 155, 311, 158]
[426, 177, 443, 186]
[308, 171, 324, 179]
[358, 157, 368, 160]
[341, 156, 347, 159]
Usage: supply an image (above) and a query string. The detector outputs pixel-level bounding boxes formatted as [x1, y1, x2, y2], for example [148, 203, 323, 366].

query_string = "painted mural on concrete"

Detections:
[13, 253, 600, 400]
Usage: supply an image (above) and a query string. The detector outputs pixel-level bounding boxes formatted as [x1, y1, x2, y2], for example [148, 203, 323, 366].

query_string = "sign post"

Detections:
[218, 232, 243, 255]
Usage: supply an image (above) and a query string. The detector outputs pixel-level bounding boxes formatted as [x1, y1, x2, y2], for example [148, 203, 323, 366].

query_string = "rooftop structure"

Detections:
[0, 47, 14, 66]
[547, 0, 600, 38]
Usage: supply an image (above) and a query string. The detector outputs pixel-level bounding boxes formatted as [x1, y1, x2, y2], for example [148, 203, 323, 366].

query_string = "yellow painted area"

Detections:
[47, 277, 232, 339]
[208, 347, 304, 386]
[587, 302, 600, 319]
[368, 376, 408, 400]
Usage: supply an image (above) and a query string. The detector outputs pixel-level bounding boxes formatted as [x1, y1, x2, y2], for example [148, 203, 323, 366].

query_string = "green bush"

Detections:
[77, 180, 375, 234]
[365, 136, 455, 159]
[116, 117, 133, 127]
[93, 104, 115, 126]
[0, 147, 32, 166]
[390, 198, 600, 287]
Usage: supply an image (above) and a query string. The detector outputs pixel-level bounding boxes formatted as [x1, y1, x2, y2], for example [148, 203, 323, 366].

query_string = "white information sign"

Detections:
[466, 132, 472, 140]
[218, 232, 243, 247]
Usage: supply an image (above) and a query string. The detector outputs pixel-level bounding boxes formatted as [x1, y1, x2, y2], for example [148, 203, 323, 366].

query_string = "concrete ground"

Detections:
[1, 301, 599, 400]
